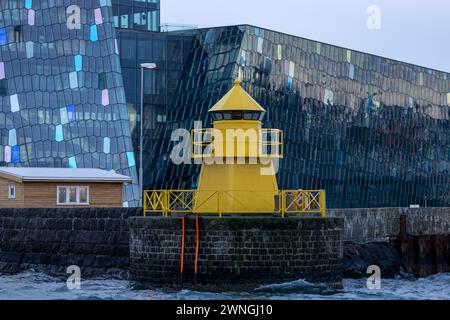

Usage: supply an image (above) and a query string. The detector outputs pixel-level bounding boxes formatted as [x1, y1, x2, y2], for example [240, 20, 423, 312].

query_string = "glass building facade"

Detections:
[123, 25, 450, 208]
[2, 0, 450, 208]
[0, 0, 139, 206]
[112, 0, 160, 32]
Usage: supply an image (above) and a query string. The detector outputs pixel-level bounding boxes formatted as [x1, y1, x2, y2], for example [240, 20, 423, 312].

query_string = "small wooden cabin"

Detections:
[0, 167, 132, 208]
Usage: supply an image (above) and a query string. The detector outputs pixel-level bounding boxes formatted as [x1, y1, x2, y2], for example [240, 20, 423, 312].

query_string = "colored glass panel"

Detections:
[8, 129, 17, 146]
[69, 72, 78, 88]
[4, 146, 11, 163]
[10, 94, 20, 112]
[55, 124, 64, 142]
[11, 145, 20, 164]
[102, 89, 109, 106]
[74, 55, 82, 72]
[67, 104, 76, 122]
[0, 62, 4, 80]
[103, 137, 111, 154]
[90, 25, 98, 41]
[28, 9, 35, 26]
[0, 28, 7, 45]
[127, 152, 136, 167]
[68, 156, 77, 169]
[95, 8, 103, 25]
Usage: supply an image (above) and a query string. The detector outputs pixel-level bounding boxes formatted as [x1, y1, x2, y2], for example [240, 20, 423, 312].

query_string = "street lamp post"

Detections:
[139, 63, 156, 207]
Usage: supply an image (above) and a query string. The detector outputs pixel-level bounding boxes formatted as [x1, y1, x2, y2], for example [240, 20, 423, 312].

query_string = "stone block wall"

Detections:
[0, 208, 141, 278]
[129, 216, 344, 291]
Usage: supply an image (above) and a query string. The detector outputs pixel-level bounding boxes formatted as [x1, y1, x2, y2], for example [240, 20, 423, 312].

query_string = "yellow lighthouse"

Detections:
[143, 80, 326, 217]
[192, 79, 283, 214]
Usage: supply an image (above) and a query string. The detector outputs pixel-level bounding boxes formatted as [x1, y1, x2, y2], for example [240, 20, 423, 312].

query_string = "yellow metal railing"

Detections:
[280, 190, 326, 218]
[191, 128, 283, 159]
[143, 189, 326, 218]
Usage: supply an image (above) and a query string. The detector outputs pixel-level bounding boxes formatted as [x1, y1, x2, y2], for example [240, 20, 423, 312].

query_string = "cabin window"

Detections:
[57, 186, 89, 205]
[8, 186, 16, 199]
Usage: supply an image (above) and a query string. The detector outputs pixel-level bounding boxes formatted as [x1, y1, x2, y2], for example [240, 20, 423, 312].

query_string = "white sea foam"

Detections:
[0, 271, 449, 300]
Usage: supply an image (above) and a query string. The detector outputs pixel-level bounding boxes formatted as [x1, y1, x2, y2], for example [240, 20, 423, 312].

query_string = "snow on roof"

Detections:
[0, 167, 132, 183]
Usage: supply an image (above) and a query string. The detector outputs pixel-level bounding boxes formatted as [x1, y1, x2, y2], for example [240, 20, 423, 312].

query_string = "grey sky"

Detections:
[162, 0, 450, 72]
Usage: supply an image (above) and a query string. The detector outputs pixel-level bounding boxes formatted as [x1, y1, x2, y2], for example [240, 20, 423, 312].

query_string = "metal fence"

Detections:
[191, 128, 283, 159]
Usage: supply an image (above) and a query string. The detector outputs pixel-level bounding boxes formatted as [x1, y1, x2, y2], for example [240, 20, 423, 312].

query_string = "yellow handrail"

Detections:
[191, 128, 283, 159]
[143, 189, 326, 218]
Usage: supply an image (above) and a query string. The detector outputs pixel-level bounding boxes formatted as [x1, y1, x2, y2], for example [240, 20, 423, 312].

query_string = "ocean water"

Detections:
[0, 271, 449, 300]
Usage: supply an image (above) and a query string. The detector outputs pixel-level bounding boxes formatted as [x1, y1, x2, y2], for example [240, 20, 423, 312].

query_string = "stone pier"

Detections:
[128, 216, 344, 291]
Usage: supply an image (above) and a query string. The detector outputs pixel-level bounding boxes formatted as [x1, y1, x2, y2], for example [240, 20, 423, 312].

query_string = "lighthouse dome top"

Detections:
[208, 79, 266, 113]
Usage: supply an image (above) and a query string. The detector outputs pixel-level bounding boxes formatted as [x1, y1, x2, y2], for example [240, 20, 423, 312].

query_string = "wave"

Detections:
[1, 270, 450, 300]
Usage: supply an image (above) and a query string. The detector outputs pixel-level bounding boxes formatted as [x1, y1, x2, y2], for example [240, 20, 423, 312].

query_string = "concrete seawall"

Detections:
[330, 207, 450, 277]
[329, 207, 450, 243]
[0, 208, 140, 278]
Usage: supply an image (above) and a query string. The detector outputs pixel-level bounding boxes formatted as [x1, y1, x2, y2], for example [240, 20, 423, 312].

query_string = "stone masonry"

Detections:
[0, 208, 140, 278]
[129, 216, 344, 291]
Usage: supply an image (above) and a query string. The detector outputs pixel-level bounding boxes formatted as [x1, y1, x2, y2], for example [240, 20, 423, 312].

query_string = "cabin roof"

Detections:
[0, 167, 132, 183]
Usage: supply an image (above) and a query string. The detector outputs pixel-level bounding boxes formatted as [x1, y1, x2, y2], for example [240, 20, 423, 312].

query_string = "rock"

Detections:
[343, 241, 402, 278]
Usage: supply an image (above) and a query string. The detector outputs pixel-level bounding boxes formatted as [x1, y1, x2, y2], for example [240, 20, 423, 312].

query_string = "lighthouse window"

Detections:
[243, 112, 253, 120]
[212, 111, 263, 120]
[231, 111, 243, 119]
[211, 112, 223, 120]
[222, 112, 232, 120]
[243, 112, 262, 120]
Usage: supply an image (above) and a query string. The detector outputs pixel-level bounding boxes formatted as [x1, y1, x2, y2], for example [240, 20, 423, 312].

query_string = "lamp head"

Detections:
[140, 63, 157, 69]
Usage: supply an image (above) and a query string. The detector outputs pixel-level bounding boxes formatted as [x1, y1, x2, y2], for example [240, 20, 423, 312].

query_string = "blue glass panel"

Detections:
[68, 156, 77, 168]
[25, 0, 32, 9]
[103, 137, 111, 154]
[90, 25, 98, 41]
[74, 55, 82, 72]
[126, 151, 136, 167]
[11, 145, 20, 164]
[287, 76, 293, 90]
[8, 129, 17, 146]
[10, 94, 20, 112]
[55, 124, 64, 142]
[67, 104, 76, 122]
[69, 72, 78, 88]
[0, 28, 7, 45]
